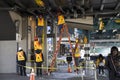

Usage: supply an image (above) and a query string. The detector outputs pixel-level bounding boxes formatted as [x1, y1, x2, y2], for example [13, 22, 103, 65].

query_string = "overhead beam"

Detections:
[66, 22, 93, 30]
[48, 0, 58, 8]
[100, 0, 105, 11]
[65, 17, 93, 25]
[115, 2, 120, 10]
[65, 9, 119, 18]
[90, 39, 120, 43]
[100, 4, 104, 11]
[14, 1, 36, 16]
[3, 0, 14, 7]
[86, 9, 120, 16]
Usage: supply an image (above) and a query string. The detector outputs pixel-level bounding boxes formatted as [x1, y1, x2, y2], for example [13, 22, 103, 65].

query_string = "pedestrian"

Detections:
[16, 47, 27, 76]
[73, 47, 80, 72]
[106, 46, 120, 80]
[96, 54, 105, 76]
[66, 50, 72, 67]
[66, 51, 72, 72]
[35, 49, 44, 76]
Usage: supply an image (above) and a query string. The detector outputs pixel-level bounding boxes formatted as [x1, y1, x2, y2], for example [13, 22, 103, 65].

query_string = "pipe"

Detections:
[86, 10, 120, 16]
[0, 7, 15, 11]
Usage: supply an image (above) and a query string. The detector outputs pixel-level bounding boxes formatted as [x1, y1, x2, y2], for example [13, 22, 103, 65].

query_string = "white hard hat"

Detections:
[69, 49, 72, 52]
[18, 47, 22, 51]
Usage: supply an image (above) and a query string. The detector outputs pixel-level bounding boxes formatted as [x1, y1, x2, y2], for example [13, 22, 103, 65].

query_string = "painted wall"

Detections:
[0, 11, 28, 73]
[0, 41, 17, 73]
[0, 11, 16, 40]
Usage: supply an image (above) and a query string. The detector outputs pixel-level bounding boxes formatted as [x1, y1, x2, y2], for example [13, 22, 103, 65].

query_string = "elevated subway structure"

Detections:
[0, 0, 120, 80]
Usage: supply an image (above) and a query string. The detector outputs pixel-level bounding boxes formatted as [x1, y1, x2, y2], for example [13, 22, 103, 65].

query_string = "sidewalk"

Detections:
[0, 73, 81, 80]
[0, 71, 109, 80]
[0, 65, 109, 80]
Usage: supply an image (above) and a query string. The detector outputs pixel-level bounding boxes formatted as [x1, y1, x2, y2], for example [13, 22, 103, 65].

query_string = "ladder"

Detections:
[49, 23, 74, 73]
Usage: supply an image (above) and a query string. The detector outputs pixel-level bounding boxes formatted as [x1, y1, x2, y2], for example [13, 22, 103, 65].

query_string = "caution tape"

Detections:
[27, 60, 35, 62]
[75, 66, 96, 69]
[56, 59, 95, 64]
[20, 59, 96, 70]
[56, 59, 94, 63]
[17, 64, 57, 70]
[57, 59, 66, 62]
[17, 63, 96, 71]
[17, 64, 32, 69]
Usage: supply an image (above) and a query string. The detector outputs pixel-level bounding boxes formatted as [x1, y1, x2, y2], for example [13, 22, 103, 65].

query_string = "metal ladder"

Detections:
[49, 23, 74, 73]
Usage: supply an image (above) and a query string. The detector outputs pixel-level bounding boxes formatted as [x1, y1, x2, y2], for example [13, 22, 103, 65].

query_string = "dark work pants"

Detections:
[36, 62, 42, 76]
[58, 24, 64, 33]
[36, 26, 43, 36]
[18, 61, 26, 76]
[98, 66, 104, 74]
[74, 57, 80, 67]
[74, 57, 80, 71]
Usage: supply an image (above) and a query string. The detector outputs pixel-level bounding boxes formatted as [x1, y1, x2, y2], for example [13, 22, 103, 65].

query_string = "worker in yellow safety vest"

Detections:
[99, 18, 104, 30]
[83, 36, 88, 44]
[16, 47, 27, 76]
[36, 15, 44, 36]
[57, 12, 65, 33]
[74, 47, 81, 71]
[34, 36, 42, 51]
[35, 49, 44, 76]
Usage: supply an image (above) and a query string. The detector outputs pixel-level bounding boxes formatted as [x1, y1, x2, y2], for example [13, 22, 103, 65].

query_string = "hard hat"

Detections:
[99, 18, 102, 21]
[18, 47, 22, 51]
[69, 49, 72, 52]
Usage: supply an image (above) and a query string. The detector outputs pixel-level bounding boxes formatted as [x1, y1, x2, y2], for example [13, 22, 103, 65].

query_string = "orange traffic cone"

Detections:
[30, 68, 35, 80]
[68, 65, 72, 73]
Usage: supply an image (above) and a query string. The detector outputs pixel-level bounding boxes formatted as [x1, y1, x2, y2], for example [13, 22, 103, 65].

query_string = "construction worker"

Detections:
[83, 36, 88, 44]
[57, 12, 65, 33]
[74, 47, 81, 72]
[34, 36, 42, 51]
[36, 15, 44, 36]
[35, 49, 44, 76]
[16, 47, 27, 76]
[99, 18, 104, 30]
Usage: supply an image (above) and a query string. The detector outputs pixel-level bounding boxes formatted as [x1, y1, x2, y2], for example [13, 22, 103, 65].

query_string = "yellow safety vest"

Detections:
[35, 53, 43, 62]
[57, 15, 65, 25]
[96, 58, 105, 67]
[34, 41, 42, 50]
[17, 51, 25, 61]
[38, 17, 44, 26]
[75, 53, 80, 58]
[35, 0, 44, 7]
[74, 48, 80, 57]
[83, 36, 88, 44]
[99, 21, 104, 30]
